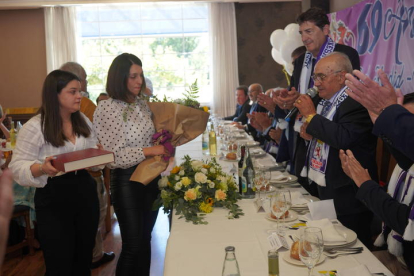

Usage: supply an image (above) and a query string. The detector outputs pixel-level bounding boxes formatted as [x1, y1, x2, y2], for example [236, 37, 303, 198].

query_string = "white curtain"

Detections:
[209, 3, 239, 117]
[44, 6, 78, 73]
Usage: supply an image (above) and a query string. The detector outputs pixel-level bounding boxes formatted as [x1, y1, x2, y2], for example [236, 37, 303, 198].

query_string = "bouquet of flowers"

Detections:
[154, 155, 244, 224]
[130, 80, 209, 185]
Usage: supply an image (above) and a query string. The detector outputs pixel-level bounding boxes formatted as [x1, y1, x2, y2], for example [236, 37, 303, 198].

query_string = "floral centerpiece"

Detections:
[154, 155, 244, 224]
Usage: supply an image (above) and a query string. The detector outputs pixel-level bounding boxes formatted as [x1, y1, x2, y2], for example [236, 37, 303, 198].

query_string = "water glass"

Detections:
[299, 227, 324, 276]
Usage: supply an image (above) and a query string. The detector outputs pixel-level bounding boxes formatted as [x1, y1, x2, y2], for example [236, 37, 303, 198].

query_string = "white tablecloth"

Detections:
[164, 135, 394, 276]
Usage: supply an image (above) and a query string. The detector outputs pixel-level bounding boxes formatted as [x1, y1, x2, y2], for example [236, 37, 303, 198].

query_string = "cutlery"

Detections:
[324, 247, 363, 254]
[323, 250, 363, 259]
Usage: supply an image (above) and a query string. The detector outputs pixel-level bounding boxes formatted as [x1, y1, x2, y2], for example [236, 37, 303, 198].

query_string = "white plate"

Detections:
[292, 195, 319, 208]
[223, 157, 239, 162]
[233, 134, 246, 139]
[246, 141, 260, 147]
[324, 225, 357, 247]
[271, 175, 298, 184]
[282, 251, 326, 266]
[251, 151, 266, 157]
[265, 210, 298, 223]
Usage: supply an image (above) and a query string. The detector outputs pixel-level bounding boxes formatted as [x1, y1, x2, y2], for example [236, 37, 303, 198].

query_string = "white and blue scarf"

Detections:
[374, 164, 414, 262]
[300, 86, 348, 187]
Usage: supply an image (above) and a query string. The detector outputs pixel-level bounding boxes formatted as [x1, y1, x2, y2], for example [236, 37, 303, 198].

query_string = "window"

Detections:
[77, 3, 211, 104]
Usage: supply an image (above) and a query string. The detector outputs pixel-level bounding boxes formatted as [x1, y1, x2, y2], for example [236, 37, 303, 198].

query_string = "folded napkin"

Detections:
[256, 157, 277, 168]
[336, 264, 371, 276]
[291, 191, 309, 205]
[270, 171, 289, 181]
[308, 199, 337, 220]
[306, 218, 346, 243]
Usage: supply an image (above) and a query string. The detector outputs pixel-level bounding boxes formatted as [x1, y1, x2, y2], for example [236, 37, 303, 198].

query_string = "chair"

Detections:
[6, 205, 35, 256]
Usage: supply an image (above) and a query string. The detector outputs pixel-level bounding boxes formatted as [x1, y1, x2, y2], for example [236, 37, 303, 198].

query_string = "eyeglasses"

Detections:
[311, 70, 342, 83]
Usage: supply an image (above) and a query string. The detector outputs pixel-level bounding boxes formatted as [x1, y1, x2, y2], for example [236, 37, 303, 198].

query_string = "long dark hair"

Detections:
[106, 53, 147, 102]
[40, 70, 91, 147]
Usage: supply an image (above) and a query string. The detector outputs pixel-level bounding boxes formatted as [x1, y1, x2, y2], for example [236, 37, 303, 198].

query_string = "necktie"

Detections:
[308, 58, 317, 88]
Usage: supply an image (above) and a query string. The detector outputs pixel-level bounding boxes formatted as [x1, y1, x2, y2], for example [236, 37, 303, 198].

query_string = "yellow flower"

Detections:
[202, 106, 209, 113]
[171, 166, 180, 174]
[199, 202, 213, 213]
[181, 177, 192, 186]
[202, 164, 210, 169]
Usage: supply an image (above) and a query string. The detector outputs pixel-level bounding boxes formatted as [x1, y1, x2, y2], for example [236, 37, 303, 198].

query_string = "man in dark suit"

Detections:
[224, 85, 250, 125]
[234, 83, 267, 140]
[294, 52, 377, 247]
[271, 7, 360, 195]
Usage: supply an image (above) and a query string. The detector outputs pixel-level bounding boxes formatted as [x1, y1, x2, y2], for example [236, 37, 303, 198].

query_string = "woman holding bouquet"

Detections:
[93, 53, 166, 276]
[9, 70, 100, 275]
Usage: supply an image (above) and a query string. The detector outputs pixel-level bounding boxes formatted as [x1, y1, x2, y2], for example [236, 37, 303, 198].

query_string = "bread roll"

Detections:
[290, 241, 300, 260]
[226, 152, 237, 160]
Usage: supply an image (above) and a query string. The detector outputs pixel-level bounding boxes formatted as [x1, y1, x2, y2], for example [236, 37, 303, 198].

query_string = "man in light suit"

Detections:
[224, 85, 250, 125]
[294, 52, 377, 248]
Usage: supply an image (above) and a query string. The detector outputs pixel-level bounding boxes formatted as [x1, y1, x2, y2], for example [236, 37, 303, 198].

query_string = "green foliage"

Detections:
[153, 155, 243, 225]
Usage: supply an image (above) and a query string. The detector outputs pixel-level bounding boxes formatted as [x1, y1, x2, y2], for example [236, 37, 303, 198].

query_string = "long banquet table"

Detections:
[163, 135, 394, 276]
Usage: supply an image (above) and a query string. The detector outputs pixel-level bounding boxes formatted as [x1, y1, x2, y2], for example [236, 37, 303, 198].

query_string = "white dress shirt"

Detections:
[93, 97, 155, 169]
[9, 114, 99, 188]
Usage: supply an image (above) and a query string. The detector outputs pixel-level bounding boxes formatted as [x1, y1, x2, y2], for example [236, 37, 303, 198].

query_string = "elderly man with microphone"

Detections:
[294, 52, 378, 248]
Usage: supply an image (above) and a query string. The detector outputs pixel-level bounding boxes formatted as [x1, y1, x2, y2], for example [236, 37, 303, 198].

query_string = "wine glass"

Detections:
[270, 191, 288, 235]
[299, 227, 324, 276]
[278, 190, 292, 234]
[253, 170, 265, 202]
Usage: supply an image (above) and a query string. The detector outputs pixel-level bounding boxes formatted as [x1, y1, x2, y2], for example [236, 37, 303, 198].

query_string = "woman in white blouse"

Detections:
[94, 53, 166, 276]
[9, 70, 100, 275]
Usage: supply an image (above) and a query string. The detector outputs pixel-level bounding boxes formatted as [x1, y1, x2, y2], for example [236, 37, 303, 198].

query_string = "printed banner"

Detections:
[328, 0, 414, 93]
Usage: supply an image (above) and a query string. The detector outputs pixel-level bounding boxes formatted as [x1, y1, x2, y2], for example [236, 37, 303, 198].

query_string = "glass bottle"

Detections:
[222, 246, 240, 276]
[10, 121, 17, 148]
[238, 145, 246, 195]
[242, 147, 255, 198]
[202, 127, 209, 153]
[268, 250, 279, 276]
[16, 121, 23, 132]
[209, 123, 217, 156]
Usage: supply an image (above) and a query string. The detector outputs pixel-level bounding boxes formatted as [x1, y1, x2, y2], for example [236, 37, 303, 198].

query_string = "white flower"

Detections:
[194, 172, 207, 183]
[175, 175, 181, 181]
[201, 168, 208, 174]
[179, 170, 185, 176]
[174, 182, 183, 191]
[191, 160, 204, 171]
[208, 181, 215, 189]
[158, 177, 168, 188]
[210, 167, 216, 174]
[218, 176, 227, 184]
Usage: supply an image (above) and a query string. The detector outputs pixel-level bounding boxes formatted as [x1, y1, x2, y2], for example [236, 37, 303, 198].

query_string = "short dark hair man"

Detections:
[272, 7, 361, 192]
[224, 85, 250, 125]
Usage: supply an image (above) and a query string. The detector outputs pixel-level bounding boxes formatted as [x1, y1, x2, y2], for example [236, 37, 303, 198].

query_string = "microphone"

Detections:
[284, 87, 319, 122]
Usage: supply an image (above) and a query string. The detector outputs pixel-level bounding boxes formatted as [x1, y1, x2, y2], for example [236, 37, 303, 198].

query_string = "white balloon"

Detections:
[284, 61, 294, 76]
[280, 38, 304, 64]
[270, 29, 287, 51]
[271, 48, 285, 65]
[284, 23, 299, 36]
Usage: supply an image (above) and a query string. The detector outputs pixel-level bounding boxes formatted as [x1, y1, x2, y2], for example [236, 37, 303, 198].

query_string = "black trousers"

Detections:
[35, 170, 99, 276]
[111, 166, 160, 276]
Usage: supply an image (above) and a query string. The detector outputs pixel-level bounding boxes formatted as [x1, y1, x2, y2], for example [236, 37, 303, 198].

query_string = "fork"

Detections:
[323, 250, 363, 258]
[324, 247, 363, 254]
